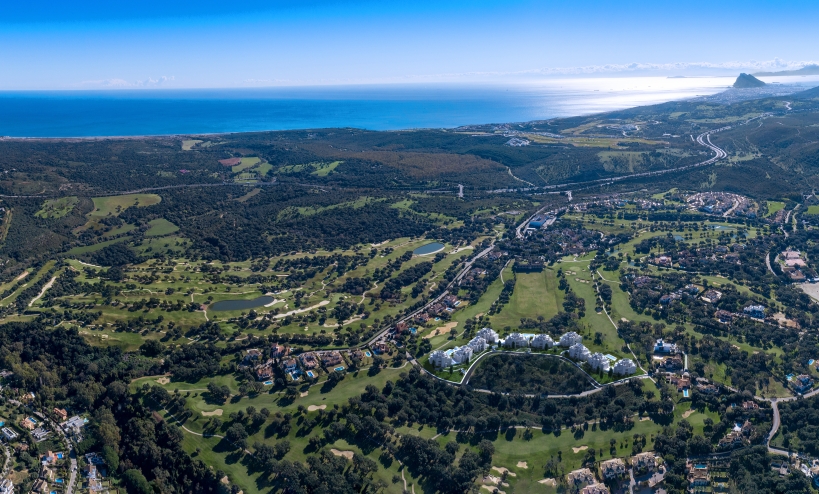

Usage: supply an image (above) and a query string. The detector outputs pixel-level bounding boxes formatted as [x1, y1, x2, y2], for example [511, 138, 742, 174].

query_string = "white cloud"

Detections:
[77, 75, 175, 88]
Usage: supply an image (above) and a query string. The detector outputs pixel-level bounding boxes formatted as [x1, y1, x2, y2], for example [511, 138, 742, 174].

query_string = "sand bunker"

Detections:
[538, 478, 557, 487]
[307, 405, 327, 412]
[572, 445, 588, 453]
[481, 487, 505, 494]
[491, 467, 516, 477]
[201, 409, 223, 417]
[682, 409, 696, 419]
[640, 417, 652, 421]
[483, 475, 500, 485]
[300, 391, 309, 397]
[516, 461, 528, 469]
[156, 377, 170, 385]
[425, 321, 458, 339]
[330, 449, 354, 459]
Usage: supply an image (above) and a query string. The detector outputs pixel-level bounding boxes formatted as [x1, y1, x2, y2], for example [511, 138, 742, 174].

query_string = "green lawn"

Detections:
[145, 218, 180, 237]
[232, 157, 262, 173]
[311, 160, 342, 176]
[91, 194, 161, 217]
[181, 139, 203, 150]
[806, 205, 819, 215]
[65, 236, 130, 255]
[35, 196, 78, 219]
[766, 201, 785, 217]
[489, 267, 562, 331]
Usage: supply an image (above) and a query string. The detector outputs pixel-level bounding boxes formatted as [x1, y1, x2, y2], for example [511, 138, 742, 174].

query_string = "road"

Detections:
[766, 253, 776, 276]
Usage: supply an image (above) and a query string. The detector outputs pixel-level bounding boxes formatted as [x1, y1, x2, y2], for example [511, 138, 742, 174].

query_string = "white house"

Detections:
[451, 346, 473, 364]
[569, 343, 592, 362]
[653, 339, 677, 354]
[587, 353, 610, 372]
[531, 333, 555, 349]
[613, 358, 637, 376]
[430, 350, 454, 368]
[476, 327, 499, 344]
[0, 479, 13, 494]
[504, 332, 529, 348]
[559, 331, 583, 347]
[468, 336, 487, 353]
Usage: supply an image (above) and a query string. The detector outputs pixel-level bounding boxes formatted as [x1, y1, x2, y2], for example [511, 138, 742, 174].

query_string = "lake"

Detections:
[4, 76, 815, 137]
[209, 296, 275, 312]
[413, 242, 445, 255]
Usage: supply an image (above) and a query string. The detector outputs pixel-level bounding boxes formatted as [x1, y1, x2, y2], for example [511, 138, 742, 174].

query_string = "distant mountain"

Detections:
[754, 65, 819, 77]
[789, 85, 819, 100]
[733, 73, 766, 88]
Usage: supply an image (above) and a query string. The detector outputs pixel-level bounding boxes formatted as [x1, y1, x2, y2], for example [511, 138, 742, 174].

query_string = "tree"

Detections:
[226, 423, 248, 450]
[122, 469, 152, 494]
[208, 382, 231, 404]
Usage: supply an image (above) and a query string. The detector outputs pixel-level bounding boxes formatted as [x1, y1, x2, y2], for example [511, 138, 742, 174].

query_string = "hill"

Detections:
[754, 64, 819, 77]
[734, 73, 766, 88]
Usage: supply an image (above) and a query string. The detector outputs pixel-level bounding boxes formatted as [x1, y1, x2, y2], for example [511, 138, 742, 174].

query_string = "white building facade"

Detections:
[451, 346, 473, 364]
[569, 343, 592, 361]
[504, 332, 529, 348]
[476, 327, 499, 344]
[613, 358, 637, 376]
[468, 336, 487, 353]
[560, 331, 583, 347]
[430, 350, 454, 368]
[531, 333, 555, 349]
[587, 353, 611, 372]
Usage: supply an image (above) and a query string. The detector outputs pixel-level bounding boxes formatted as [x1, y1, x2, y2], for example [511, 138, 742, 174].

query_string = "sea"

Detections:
[2, 75, 819, 138]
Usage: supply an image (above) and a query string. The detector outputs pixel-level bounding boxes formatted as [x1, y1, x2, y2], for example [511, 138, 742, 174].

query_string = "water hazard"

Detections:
[209, 296, 275, 311]
[413, 242, 445, 255]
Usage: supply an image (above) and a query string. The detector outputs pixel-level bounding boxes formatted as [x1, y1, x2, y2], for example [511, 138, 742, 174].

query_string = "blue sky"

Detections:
[1, 0, 817, 89]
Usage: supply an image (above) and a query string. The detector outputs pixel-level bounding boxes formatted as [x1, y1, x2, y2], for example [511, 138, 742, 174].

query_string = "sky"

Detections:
[1, 0, 818, 90]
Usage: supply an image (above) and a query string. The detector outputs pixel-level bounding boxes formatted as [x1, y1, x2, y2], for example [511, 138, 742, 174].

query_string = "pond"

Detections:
[413, 242, 445, 255]
[209, 296, 276, 312]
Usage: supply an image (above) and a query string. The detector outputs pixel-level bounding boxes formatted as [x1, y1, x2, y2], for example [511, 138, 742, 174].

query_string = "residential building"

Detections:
[613, 359, 637, 376]
[698, 384, 720, 395]
[476, 328, 499, 344]
[279, 358, 298, 372]
[373, 341, 389, 354]
[504, 332, 529, 348]
[255, 365, 273, 381]
[782, 249, 802, 260]
[84, 464, 97, 479]
[395, 322, 408, 334]
[40, 465, 54, 481]
[0, 479, 14, 494]
[443, 295, 459, 307]
[531, 333, 555, 349]
[271, 344, 289, 359]
[743, 305, 766, 319]
[349, 350, 365, 362]
[468, 336, 487, 353]
[742, 401, 759, 410]
[701, 289, 722, 303]
[559, 331, 583, 347]
[631, 452, 656, 474]
[32, 428, 50, 442]
[243, 348, 263, 365]
[299, 352, 319, 370]
[600, 458, 626, 480]
[569, 343, 592, 362]
[581, 484, 610, 494]
[793, 374, 814, 394]
[451, 346, 473, 365]
[653, 339, 678, 354]
[567, 468, 596, 489]
[687, 462, 710, 487]
[415, 313, 430, 324]
[31, 479, 47, 494]
[321, 351, 344, 368]
[660, 356, 683, 371]
[718, 431, 746, 450]
[2, 426, 18, 441]
[20, 417, 36, 430]
[587, 353, 610, 372]
[430, 350, 454, 369]
[53, 408, 68, 421]
[715, 310, 734, 323]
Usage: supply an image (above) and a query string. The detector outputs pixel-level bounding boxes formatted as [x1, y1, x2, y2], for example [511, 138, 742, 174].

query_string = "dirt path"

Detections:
[274, 300, 330, 318]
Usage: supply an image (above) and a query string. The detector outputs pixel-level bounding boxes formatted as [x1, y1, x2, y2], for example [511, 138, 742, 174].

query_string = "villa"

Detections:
[587, 353, 610, 372]
[718, 430, 746, 450]
[255, 365, 273, 381]
[372, 342, 389, 354]
[0, 479, 13, 494]
[299, 352, 320, 370]
[653, 339, 678, 354]
[715, 310, 734, 324]
[569, 343, 592, 361]
[613, 359, 637, 376]
[476, 327, 499, 344]
[660, 356, 683, 371]
[430, 350, 454, 368]
[321, 351, 344, 368]
[743, 304, 766, 319]
[687, 462, 709, 487]
[581, 484, 610, 494]
[271, 344, 289, 359]
[31, 479, 47, 494]
[531, 333, 555, 349]
[468, 336, 488, 353]
[792, 374, 814, 394]
[415, 313, 430, 324]
[631, 452, 657, 474]
[742, 401, 759, 410]
[53, 408, 68, 421]
[567, 468, 596, 489]
[20, 417, 37, 430]
[701, 289, 723, 303]
[600, 458, 627, 480]
[280, 358, 298, 372]
[504, 332, 529, 348]
[2, 427, 18, 441]
[560, 331, 583, 347]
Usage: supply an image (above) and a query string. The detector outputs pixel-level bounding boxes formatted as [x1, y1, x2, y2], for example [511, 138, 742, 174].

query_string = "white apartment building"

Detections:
[468, 336, 488, 353]
[569, 343, 592, 361]
[559, 331, 583, 347]
[531, 333, 555, 349]
[588, 353, 611, 372]
[504, 332, 529, 348]
[613, 358, 637, 376]
[451, 345, 473, 364]
[0, 479, 13, 494]
[476, 327, 500, 344]
[430, 350, 454, 368]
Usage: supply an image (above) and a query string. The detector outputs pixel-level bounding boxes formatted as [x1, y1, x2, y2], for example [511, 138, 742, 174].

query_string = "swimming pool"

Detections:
[0, 421, 4, 427]
[364, 351, 372, 357]
[604, 354, 617, 361]
[409, 327, 417, 334]
[306, 371, 315, 378]
[28, 417, 38, 424]
[57, 453, 64, 459]
[334, 366, 345, 372]
[263, 380, 273, 386]
[55, 479, 64, 483]
[810, 359, 815, 366]
[683, 389, 690, 398]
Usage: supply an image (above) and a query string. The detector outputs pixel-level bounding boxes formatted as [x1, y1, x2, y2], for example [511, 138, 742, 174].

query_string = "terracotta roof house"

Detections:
[600, 458, 627, 480]
[321, 351, 344, 368]
[581, 484, 610, 494]
[299, 352, 319, 370]
[567, 468, 596, 489]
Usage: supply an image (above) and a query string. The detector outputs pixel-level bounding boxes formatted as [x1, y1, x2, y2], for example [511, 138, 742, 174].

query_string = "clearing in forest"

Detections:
[490, 268, 561, 330]
[35, 196, 79, 219]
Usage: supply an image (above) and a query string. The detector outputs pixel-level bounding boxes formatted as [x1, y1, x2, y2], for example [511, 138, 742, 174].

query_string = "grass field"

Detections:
[489, 267, 562, 331]
[65, 237, 130, 255]
[91, 194, 161, 217]
[232, 157, 262, 173]
[181, 139, 203, 150]
[35, 196, 78, 219]
[311, 160, 342, 176]
[766, 201, 785, 217]
[806, 205, 819, 215]
[145, 218, 179, 237]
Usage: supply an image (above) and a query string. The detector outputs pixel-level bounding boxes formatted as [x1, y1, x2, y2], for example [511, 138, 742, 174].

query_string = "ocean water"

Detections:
[1, 76, 818, 137]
